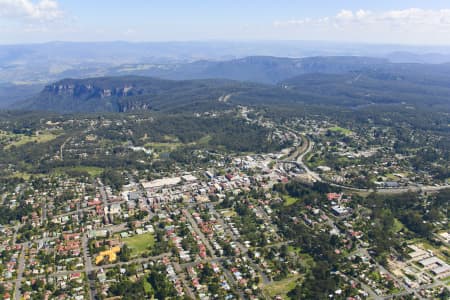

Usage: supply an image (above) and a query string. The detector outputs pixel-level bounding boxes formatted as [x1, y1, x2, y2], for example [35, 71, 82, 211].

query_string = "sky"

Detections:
[1, 0, 450, 45]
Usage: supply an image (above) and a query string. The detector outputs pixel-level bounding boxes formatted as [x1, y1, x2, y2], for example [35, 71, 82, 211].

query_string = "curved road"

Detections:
[294, 134, 449, 194]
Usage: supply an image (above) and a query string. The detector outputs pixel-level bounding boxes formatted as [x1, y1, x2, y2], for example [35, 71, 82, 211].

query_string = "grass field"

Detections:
[53, 166, 104, 177]
[328, 126, 353, 136]
[9, 172, 35, 180]
[393, 218, 405, 233]
[5, 132, 59, 149]
[262, 275, 301, 299]
[123, 233, 155, 256]
[145, 135, 211, 152]
[385, 173, 400, 180]
[143, 280, 153, 294]
[145, 142, 182, 151]
[220, 210, 237, 218]
[283, 195, 300, 206]
[197, 135, 212, 145]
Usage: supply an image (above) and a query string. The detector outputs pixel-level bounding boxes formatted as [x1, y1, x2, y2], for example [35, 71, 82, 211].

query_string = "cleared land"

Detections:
[145, 142, 182, 151]
[328, 126, 353, 136]
[53, 166, 104, 177]
[5, 132, 59, 149]
[262, 275, 301, 299]
[283, 195, 300, 206]
[122, 233, 155, 256]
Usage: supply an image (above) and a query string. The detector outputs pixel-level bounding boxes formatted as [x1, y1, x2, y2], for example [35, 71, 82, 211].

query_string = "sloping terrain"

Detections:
[110, 56, 389, 84]
[281, 64, 450, 109]
[18, 76, 289, 113]
[12, 56, 450, 113]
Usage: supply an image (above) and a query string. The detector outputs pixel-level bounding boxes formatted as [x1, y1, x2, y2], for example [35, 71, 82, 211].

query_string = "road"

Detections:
[376, 259, 423, 300]
[355, 278, 383, 300]
[59, 136, 72, 160]
[183, 209, 217, 259]
[92, 252, 171, 270]
[12, 224, 20, 245]
[350, 247, 441, 300]
[173, 262, 196, 299]
[208, 205, 271, 285]
[6, 253, 172, 281]
[82, 233, 95, 300]
[97, 179, 109, 207]
[208, 205, 247, 255]
[293, 134, 450, 194]
[295, 136, 322, 183]
[13, 245, 26, 300]
[383, 280, 445, 299]
[41, 201, 47, 225]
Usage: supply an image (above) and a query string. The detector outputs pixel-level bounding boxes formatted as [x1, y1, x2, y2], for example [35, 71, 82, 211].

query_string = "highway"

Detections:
[291, 134, 449, 194]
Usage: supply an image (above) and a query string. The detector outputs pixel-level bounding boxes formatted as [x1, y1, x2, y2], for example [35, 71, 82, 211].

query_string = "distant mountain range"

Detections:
[15, 55, 450, 113]
[2, 41, 450, 109]
[2, 40, 450, 85]
[18, 76, 260, 112]
[0, 56, 450, 112]
[107, 56, 389, 84]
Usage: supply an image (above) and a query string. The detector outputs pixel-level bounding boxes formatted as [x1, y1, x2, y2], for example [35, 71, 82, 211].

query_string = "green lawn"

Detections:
[145, 142, 182, 151]
[123, 233, 155, 256]
[385, 173, 399, 180]
[5, 132, 59, 149]
[263, 275, 301, 299]
[392, 218, 405, 233]
[9, 172, 48, 180]
[53, 166, 104, 177]
[221, 210, 237, 217]
[328, 126, 353, 136]
[283, 195, 300, 206]
[197, 135, 212, 145]
[143, 279, 154, 294]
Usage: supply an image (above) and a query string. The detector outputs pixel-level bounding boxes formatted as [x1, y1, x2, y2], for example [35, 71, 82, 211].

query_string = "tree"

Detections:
[120, 244, 132, 262]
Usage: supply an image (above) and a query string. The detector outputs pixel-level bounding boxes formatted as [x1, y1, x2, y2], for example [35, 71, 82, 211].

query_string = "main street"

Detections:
[13, 245, 26, 300]
[82, 232, 95, 300]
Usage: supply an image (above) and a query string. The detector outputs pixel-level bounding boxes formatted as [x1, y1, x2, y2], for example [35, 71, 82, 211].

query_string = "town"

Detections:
[0, 108, 448, 300]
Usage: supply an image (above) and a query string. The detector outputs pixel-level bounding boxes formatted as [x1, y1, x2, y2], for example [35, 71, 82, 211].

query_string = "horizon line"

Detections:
[2, 39, 450, 48]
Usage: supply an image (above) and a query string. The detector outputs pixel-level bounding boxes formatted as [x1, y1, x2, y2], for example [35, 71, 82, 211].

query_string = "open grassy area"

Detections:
[262, 275, 301, 299]
[197, 135, 212, 145]
[385, 173, 401, 181]
[283, 195, 300, 206]
[145, 135, 210, 152]
[122, 233, 155, 256]
[287, 245, 300, 254]
[9, 172, 35, 180]
[145, 142, 182, 151]
[143, 279, 154, 294]
[220, 209, 236, 218]
[393, 218, 405, 233]
[328, 126, 353, 136]
[53, 166, 104, 177]
[5, 132, 59, 149]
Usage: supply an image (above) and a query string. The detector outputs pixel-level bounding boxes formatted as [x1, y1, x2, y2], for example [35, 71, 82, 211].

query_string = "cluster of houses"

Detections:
[347, 252, 400, 296]
[186, 263, 232, 297]
[1, 114, 448, 300]
[0, 244, 21, 281]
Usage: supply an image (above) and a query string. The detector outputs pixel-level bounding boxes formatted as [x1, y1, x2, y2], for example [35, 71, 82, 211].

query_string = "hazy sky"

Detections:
[1, 0, 450, 44]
